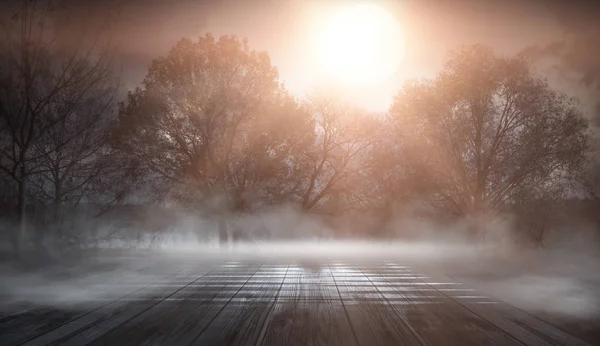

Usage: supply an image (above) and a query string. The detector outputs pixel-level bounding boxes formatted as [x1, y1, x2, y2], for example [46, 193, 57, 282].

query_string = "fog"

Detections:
[1, 208, 599, 328]
[1, 1, 599, 343]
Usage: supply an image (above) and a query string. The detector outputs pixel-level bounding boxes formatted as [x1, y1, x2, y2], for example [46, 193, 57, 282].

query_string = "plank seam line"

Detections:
[188, 265, 263, 345]
[255, 264, 290, 346]
[354, 265, 428, 346]
[409, 268, 529, 346]
[330, 263, 362, 346]
[441, 271, 591, 346]
[0, 260, 157, 324]
[77, 264, 225, 345]
[15, 259, 175, 346]
[20, 262, 218, 346]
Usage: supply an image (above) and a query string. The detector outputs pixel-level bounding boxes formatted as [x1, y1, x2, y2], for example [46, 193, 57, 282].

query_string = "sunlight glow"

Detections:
[314, 4, 405, 87]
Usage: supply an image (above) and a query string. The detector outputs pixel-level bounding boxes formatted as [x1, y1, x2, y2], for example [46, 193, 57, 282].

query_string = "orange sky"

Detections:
[110, 0, 572, 111]
[19, 0, 596, 118]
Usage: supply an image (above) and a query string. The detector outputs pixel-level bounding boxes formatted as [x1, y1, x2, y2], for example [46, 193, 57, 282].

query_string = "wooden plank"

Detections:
[0, 257, 158, 318]
[423, 271, 592, 346]
[191, 266, 287, 345]
[20, 263, 217, 346]
[343, 301, 426, 346]
[1, 260, 194, 346]
[261, 264, 356, 345]
[232, 276, 285, 300]
[258, 298, 295, 346]
[278, 265, 338, 301]
[262, 300, 358, 346]
[4, 258, 593, 346]
[364, 264, 523, 346]
[332, 263, 425, 346]
[0, 307, 83, 346]
[76, 265, 259, 346]
[192, 300, 273, 346]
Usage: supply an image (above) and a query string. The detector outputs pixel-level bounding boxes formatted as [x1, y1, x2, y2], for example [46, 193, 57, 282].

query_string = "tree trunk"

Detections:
[466, 211, 483, 242]
[218, 217, 228, 247]
[467, 220, 480, 241]
[49, 181, 62, 249]
[14, 176, 26, 258]
[32, 218, 45, 254]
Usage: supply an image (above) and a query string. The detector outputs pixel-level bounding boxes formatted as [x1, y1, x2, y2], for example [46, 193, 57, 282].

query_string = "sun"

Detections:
[314, 4, 405, 87]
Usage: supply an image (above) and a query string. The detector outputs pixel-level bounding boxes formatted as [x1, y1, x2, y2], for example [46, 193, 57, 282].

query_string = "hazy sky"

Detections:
[8, 0, 599, 121]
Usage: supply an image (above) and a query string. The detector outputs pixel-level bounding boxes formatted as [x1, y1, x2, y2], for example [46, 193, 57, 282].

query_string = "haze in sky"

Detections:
[69, 0, 594, 117]
[1, 0, 598, 118]
[1, 3, 599, 343]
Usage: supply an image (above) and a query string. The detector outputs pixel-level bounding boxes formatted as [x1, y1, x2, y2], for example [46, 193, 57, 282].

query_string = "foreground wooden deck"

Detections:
[0, 258, 591, 345]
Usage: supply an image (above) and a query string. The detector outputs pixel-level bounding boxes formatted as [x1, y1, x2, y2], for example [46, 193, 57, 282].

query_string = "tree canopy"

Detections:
[0, 23, 594, 252]
[388, 45, 589, 224]
[116, 34, 314, 214]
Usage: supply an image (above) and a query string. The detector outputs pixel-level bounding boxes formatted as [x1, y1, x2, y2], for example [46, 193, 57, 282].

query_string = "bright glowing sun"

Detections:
[315, 4, 405, 87]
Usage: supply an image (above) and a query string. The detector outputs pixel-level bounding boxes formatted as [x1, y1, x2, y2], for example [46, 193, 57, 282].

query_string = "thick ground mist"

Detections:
[1, 207, 599, 339]
[1, 238, 599, 319]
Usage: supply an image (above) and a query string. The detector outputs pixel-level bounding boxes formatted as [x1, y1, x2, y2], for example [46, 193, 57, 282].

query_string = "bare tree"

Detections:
[29, 84, 116, 247]
[116, 34, 313, 244]
[295, 96, 379, 214]
[0, 0, 117, 256]
[389, 45, 590, 238]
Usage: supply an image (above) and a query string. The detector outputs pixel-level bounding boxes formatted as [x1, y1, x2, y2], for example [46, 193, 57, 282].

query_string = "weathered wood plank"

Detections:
[191, 266, 287, 345]
[80, 265, 259, 346]
[1, 260, 195, 346]
[260, 264, 355, 345]
[278, 264, 338, 301]
[0, 259, 592, 346]
[332, 263, 426, 346]
[422, 270, 592, 346]
[262, 300, 357, 346]
[366, 264, 524, 346]
[20, 263, 218, 346]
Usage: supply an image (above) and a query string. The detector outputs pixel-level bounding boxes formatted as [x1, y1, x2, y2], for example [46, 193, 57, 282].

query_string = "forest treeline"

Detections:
[0, 2, 598, 256]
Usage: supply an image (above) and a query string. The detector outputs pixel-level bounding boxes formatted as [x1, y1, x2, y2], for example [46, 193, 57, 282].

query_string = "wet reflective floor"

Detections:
[0, 258, 592, 345]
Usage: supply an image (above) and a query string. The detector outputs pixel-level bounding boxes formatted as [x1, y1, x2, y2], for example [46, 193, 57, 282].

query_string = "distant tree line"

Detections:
[0, 2, 596, 257]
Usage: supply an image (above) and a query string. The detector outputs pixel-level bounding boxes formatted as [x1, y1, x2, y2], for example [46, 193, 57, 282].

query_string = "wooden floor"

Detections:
[0, 258, 592, 346]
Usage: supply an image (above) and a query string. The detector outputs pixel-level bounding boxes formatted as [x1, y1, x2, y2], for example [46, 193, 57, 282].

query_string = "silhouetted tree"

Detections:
[0, 1, 117, 256]
[358, 117, 430, 233]
[29, 89, 117, 247]
[116, 34, 313, 244]
[389, 45, 590, 239]
[296, 96, 379, 214]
